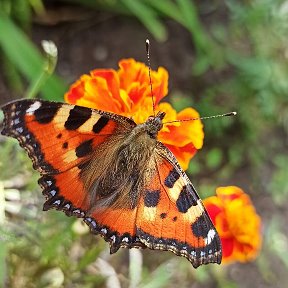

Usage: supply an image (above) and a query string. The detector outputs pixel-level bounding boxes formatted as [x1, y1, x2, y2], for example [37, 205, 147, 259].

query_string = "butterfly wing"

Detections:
[1, 99, 137, 218]
[135, 142, 222, 268]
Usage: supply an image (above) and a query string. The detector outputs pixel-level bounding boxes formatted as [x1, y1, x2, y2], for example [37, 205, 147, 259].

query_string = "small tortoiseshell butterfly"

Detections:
[1, 45, 222, 267]
[1, 99, 222, 268]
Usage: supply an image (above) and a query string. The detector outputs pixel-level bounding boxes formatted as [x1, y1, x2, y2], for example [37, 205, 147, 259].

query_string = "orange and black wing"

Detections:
[135, 142, 222, 268]
[1, 99, 137, 224]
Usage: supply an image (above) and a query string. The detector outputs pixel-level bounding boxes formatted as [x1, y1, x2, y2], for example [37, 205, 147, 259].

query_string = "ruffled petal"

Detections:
[64, 75, 90, 104]
[84, 77, 122, 112]
[118, 59, 168, 106]
[164, 143, 197, 171]
[65, 58, 202, 171]
[204, 186, 262, 264]
[221, 237, 235, 262]
[150, 66, 169, 104]
[203, 196, 222, 222]
[90, 70, 121, 102]
[160, 107, 204, 149]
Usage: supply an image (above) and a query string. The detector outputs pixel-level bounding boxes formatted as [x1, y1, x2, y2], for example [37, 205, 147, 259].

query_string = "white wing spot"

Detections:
[205, 229, 216, 245]
[46, 180, 52, 186]
[101, 228, 107, 234]
[27, 101, 42, 115]
[16, 127, 23, 133]
[110, 235, 116, 242]
[49, 190, 57, 197]
[122, 237, 129, 243]
[53, 199, 61, 205]
[13, 118, 20, 125]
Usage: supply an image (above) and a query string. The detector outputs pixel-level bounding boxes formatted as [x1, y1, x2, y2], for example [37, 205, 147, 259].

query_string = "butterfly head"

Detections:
[145, 111, 166, 138]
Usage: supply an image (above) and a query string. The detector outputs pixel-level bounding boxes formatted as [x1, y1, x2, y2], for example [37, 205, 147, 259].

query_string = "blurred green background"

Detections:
[0, 0, 287, 287]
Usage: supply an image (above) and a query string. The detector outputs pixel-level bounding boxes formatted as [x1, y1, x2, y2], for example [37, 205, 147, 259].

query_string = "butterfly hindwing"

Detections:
[86, 207, 146, 253]
[135, 143, 222, 268]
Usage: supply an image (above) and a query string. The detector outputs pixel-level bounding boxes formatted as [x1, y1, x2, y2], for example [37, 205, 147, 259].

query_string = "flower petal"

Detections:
[160, 107, 204, 149]
[64, 75, 90, 104]
[118, 59, 168, 105]
[64, 58, 202, 170]
[84, 77, 122, 112]
[164, 143, 197, 171]
[204, 186, 262, 264]
[221, 237, 235, 262]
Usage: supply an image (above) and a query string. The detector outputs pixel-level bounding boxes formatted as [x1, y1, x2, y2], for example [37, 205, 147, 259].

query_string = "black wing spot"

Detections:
[191, 214, 211, 238]
[144, 190, 160, 207]
[93, 116, 109, 133]
[164, 168, 180, 188]
[75, 139, 93, 158]
[78, 161, 90, 170]
[160, 213, 167, 219]
[34, 105, 60, 124]
[56, 133, 62, 139]
[172, 216, 178, 222]
[64, 106, 92, 130]
[62, 142, 68, 149]
[176, 184, 198, 213]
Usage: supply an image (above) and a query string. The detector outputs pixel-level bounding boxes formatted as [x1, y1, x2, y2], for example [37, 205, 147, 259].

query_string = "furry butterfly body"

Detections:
[1, 99, 222, 268]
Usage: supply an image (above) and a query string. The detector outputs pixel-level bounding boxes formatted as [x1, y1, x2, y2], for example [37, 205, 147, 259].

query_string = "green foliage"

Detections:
[141, 263, 171, 288]
[0, 7, 67, 100]
[0, 0, 287, 287]
[77, 246, 103, 270]
[269, 155, 288, 205]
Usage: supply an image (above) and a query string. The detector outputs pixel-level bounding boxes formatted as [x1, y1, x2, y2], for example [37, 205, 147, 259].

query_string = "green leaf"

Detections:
[176, 0, 207, 51]
[12, 0, 32, 31]
[77, 246, 103, 270]
[0, 241, 7, 287]
[206, 148, 223, 169]
[145, 0, 183, 24]
[141, 264, 171, 288]
[0, 12, 67, 101]
[121, 0, 167, 42]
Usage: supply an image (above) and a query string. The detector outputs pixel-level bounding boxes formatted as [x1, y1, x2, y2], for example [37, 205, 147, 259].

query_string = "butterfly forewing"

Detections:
[1, 99, 135, 215]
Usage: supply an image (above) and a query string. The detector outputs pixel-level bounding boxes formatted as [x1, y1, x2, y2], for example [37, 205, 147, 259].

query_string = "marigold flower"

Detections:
[204, 186, 262, 264]
[65, 58, 204, 169]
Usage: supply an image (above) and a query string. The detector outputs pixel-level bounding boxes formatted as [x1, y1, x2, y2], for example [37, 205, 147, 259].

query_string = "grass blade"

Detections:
[0, 12, 67, 101]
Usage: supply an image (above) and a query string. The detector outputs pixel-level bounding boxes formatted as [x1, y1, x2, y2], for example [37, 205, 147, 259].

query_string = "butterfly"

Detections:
[1, 99, 222, 268]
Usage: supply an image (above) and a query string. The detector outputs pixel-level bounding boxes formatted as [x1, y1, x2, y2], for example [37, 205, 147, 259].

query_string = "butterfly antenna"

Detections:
[163, 111, 237, 124]
[146, 39, 156, 117]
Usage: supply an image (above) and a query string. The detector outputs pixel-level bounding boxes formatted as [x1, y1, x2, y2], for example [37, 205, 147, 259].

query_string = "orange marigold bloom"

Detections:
[204, 186, 262, 264]
[65, 58, 204, 169]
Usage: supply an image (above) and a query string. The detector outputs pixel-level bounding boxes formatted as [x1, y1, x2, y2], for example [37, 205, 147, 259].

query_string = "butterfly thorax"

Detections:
[143, 111, 166, 139]
[85, 111, 166, 210]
